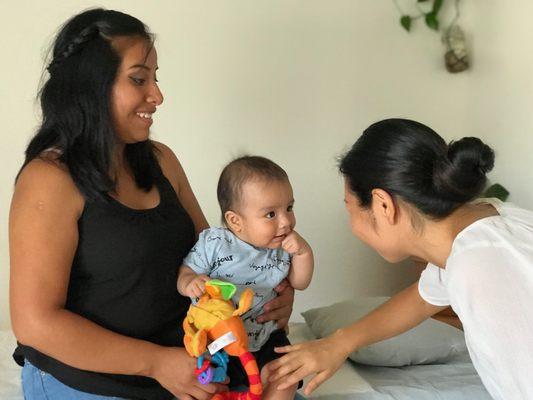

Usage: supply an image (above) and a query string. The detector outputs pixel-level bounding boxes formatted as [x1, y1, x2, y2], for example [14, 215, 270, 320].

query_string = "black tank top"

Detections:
[14, 167, 195, 400]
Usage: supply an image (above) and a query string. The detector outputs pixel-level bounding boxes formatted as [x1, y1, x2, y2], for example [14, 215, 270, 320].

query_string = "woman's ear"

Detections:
[224, 211, 242, 232]
[370, 189, 398, 225]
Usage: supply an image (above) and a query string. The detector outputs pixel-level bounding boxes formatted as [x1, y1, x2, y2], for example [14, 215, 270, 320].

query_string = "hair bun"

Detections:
[432, 137, 495, 203]
[447, 137, 495, 175]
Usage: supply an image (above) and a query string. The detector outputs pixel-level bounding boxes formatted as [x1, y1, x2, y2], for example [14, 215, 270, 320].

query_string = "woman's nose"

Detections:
[147, 83, 164, 106]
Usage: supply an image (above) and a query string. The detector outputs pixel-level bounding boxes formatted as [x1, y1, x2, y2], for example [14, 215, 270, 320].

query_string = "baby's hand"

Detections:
[282, 231, 311, 256]
[184, 274, 210, 298]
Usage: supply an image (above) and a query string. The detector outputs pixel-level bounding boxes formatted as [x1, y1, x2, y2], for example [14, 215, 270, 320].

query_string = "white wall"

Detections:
[1, 1, 532, 329]
[463, 1, 533, 207]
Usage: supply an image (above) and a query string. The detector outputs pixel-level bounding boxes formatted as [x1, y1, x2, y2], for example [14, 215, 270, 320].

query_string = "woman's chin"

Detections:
[381, 252, 410, 264]
[118, 129, 151, 144]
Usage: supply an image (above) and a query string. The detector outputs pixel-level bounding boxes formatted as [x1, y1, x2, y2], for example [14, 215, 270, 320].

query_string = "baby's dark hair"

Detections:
[339, 118, 495, 219]
[217, 156, 289, 221]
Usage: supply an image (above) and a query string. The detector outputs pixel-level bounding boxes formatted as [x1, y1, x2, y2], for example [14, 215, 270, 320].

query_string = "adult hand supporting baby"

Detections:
[257, 279, 294, 329]
[267, 333, 350, 396]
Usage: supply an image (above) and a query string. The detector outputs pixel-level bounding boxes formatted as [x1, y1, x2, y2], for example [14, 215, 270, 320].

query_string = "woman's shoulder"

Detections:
[152, 141, 181, 169]
[451, 202, 533, 263]
[494, 199, 533, 227]
[152, 140, 185, 192]
[15, 157, 84, 214]
[18, 157, 71, 187]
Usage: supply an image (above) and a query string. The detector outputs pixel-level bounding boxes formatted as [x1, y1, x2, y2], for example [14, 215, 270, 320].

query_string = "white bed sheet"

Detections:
[0, 330, 23, 400]
[288, 323, 491, 400]
[288, 323, 375, 398]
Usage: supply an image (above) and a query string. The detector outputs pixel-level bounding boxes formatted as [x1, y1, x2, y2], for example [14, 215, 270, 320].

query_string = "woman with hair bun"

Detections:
[268, 119, 533, 400]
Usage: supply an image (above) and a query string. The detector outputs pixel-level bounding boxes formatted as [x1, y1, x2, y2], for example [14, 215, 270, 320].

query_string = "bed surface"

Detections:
[288, 323, 491, 400]
[0, 329, 23, 400]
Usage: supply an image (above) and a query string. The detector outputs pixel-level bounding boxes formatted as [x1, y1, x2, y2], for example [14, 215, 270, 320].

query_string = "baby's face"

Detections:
[236, 178, 296, 249]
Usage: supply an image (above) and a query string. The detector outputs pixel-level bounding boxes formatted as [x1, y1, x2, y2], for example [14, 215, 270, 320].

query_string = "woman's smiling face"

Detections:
[110, 37, 164, 144]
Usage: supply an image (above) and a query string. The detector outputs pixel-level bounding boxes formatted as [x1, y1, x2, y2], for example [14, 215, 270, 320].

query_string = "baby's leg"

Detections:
[260, 362, 298, 400]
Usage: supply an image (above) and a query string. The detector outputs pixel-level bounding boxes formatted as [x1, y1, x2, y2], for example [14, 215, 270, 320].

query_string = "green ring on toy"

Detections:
[208, 279, 237, 301]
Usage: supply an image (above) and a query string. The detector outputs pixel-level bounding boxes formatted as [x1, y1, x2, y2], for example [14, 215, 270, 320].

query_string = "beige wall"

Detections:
[1, 1, 532, 329]
[463, 2, 533, 207]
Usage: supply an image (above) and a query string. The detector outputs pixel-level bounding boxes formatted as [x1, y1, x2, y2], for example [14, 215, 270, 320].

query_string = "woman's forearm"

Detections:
[15, 308, 166, 378]
[333, 282, 445, 355]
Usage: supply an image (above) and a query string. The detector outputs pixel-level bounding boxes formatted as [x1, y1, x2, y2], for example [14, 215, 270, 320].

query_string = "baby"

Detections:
[178, 155, 314, 399]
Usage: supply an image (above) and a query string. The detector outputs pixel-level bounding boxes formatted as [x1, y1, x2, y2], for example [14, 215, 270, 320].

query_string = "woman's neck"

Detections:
[408, 202, 499, 268]
[110, 142, 127, 179]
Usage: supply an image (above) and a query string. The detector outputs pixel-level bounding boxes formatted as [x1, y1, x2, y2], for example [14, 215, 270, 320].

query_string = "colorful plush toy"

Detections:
[183, 279, 262, 400]
[195, 350, 229, 384]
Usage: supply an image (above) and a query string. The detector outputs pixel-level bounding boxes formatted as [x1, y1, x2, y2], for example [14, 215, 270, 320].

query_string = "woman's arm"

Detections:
[154, 141, 209, 235]
[9, 159, 223, 400]
[268, 282, 447, 395]
[412, 258, 462, 330]
[330, 281, 446, 351]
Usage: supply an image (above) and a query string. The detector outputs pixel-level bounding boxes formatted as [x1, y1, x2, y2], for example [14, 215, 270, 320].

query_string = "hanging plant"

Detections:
[442, 1, 469, 72]
[395, 0, 444, 32]
[393, 0, 469, 73]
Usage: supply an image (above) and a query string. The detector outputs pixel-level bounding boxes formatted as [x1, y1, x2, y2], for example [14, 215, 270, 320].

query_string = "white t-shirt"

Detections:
[418, 198, 533, 400]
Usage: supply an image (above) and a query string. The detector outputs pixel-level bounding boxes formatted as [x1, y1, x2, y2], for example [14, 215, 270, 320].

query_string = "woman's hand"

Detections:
[150, 346, 228, 400]
[257, 279, 294, 329]
[267, 333, 350, 396]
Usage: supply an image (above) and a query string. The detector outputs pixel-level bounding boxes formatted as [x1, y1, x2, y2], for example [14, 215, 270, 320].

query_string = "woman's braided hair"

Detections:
[47, 23, 104, 73]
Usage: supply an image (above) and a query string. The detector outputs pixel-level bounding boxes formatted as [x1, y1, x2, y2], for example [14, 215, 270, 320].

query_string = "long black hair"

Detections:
[339, 118, 495, 219]
[19, 8, 160, 201]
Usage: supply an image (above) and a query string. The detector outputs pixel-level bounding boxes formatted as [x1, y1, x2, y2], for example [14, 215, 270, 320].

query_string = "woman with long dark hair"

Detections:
[268, 119, 533, 400]
[9, 9, 294, 400]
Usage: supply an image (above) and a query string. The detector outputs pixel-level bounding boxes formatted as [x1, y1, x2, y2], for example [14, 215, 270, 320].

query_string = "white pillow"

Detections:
[301, 297, 467, 367]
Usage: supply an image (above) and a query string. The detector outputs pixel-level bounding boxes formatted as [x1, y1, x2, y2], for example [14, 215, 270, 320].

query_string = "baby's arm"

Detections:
[177, 265, 210, 298]
[282, 231, 314, 290]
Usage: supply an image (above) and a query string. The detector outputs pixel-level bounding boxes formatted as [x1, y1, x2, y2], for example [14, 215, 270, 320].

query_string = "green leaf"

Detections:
[433, 0, 443, 14]
[418, 0, 429, 2]
[425, 12, 439, 30]
[400, 15, 412, 32]
[483, 183, 510, 202]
